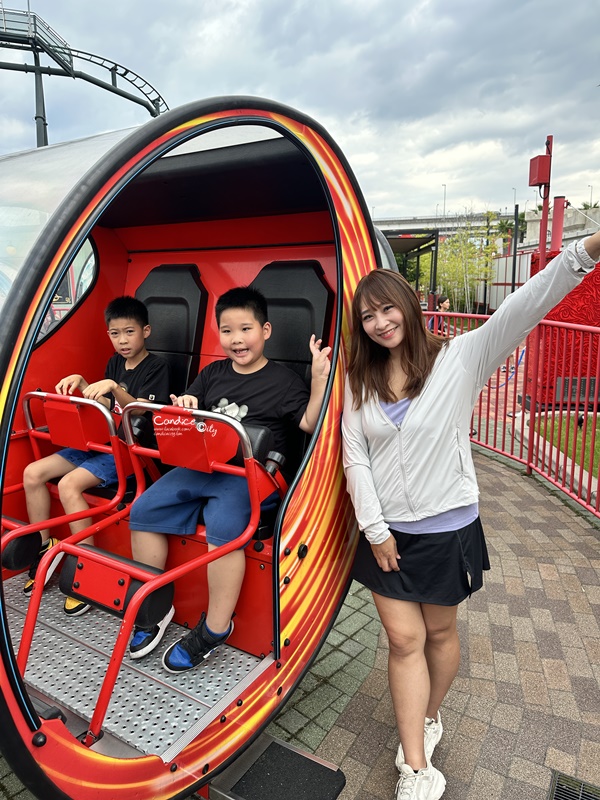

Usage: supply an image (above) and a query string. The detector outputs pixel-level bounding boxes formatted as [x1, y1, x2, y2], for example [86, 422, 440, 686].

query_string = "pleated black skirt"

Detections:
[352, 517, 490, 606]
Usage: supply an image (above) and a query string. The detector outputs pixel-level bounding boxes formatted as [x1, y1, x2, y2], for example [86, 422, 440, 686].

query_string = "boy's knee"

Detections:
[57, 471, 84, 501]
[23, 461, 46, 489]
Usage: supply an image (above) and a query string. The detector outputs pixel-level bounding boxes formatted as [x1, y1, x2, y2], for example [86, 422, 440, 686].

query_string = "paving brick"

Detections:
[548, 689, 582, 721]
[515, 640, 543, 673]
[493, 651, 520, 684]
[583, 636, 600, 664]
[487, 603, 511, 627]
[490, 702, 523, 732]
[541, 658, 572, 691]
[466, 767, 504, 800]
[508, 757, 552, 790]
[544, 746, 577, 775]
[346, 718, 394, 766]
[316, 725, 357, 764]
[529, 606, 557, 631]
[469, 634, 494, 664]
[440, 732, 484, 783]
[579, 739, 600, 785]
[562, 645, 595, 678]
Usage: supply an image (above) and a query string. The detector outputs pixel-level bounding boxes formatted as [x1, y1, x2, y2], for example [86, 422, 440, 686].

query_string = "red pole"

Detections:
[550, 196, 567, 252]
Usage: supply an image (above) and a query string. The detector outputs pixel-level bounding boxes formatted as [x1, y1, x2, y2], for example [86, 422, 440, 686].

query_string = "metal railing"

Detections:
[0, 7, 73, 72]
[430, 312, 600, 518]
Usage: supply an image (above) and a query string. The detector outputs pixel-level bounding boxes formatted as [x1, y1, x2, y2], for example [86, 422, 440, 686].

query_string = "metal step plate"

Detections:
[3, 575, 268, 758]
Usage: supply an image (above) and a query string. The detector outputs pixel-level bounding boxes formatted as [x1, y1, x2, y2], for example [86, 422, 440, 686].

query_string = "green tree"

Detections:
[437, 211, 497, 312]
[395, 248, 432, 294]
[496, 218, 513, 254]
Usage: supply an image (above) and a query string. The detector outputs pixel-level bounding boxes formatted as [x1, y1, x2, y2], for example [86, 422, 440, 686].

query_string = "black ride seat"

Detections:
[136, 263, 207, 395]
[250, 260, 334, 473]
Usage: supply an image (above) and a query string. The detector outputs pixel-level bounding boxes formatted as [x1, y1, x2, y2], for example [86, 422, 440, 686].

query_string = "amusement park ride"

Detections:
[0, 7, 398, 800]
[6, 9, 592, 799]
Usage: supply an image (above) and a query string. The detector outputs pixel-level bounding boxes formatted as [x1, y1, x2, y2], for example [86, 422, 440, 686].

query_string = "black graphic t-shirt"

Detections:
[104, 352, 170, 445]
[104, 352, 171, 411]
[186, 359, 309, 458]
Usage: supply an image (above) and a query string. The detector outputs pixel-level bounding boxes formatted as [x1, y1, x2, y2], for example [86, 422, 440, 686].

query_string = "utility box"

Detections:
[529, 154, 551, 186]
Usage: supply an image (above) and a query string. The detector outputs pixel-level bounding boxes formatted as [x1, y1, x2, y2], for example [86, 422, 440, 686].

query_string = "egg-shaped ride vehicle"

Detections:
[0, 97, 390, 800]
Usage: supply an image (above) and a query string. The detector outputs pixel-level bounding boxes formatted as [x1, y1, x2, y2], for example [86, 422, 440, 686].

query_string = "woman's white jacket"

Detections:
[342, 240, 596, 545]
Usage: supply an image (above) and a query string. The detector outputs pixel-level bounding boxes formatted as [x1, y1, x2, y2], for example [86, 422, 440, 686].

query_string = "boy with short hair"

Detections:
[128, 285, 331, 669]
[23, 296, 170, 614]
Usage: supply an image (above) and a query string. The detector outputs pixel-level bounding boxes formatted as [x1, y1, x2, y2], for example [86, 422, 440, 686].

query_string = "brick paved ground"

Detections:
[2, 449, 599, 799]
[295, 450, 600, 800]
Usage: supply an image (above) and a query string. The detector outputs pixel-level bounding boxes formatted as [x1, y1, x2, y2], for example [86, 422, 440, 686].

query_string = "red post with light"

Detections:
[528, 135, 553, 271]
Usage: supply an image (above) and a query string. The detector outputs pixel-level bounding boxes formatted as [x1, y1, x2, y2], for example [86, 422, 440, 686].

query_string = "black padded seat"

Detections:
[250, 260, 333, 386]
[136, 264, 207, 395]
[250, 261, 334, 472]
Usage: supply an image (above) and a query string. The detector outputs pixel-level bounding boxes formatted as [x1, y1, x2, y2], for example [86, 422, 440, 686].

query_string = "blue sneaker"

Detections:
[162, 612, 233, 673]
[129, 606, 174, 660]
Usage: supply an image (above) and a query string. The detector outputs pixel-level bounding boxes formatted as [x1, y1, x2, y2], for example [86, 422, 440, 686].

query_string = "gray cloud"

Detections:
[1, 0, 599, 216]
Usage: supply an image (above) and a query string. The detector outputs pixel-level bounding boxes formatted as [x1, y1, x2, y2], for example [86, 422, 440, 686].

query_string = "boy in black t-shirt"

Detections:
[22, 296, 170, 614]
[128, 286, 331, 669]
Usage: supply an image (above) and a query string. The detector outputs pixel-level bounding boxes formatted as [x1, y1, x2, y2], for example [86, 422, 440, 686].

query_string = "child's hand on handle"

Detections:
[55, 374, 88, 395]
[83, 379, 116, 401]
[170, 393, 199, 409]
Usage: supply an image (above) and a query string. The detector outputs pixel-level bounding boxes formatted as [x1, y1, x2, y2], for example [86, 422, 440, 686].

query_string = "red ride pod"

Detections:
[0, 96, 387, 800]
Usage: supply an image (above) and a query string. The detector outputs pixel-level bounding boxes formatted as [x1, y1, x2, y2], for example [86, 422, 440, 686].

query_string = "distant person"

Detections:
[127, 286, 331, 668]
[427, 295, 450, 335]
[342, 232, 600, 800]
[22, 296, 170, 615]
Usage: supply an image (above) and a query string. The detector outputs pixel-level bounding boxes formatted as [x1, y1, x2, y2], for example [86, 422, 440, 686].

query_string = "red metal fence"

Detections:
[430, 312, 600, 518]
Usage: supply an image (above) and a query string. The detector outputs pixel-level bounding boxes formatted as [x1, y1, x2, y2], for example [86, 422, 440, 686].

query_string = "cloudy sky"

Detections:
[1, 0, 599, 219]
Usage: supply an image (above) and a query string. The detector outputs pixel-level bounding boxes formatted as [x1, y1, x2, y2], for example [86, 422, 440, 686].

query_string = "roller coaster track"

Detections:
[0, 6, 168, 118]
[66, 48, 169, 116]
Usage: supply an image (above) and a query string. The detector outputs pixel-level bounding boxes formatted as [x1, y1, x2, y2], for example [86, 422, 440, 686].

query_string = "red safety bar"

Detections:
[20, 402, 287, 747]
[1, 392, 143, 563]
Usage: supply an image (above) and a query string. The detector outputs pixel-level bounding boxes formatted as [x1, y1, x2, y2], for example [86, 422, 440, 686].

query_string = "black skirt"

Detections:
[352, 517, 490, 606]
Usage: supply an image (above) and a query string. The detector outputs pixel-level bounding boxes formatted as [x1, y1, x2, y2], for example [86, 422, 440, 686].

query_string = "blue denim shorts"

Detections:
[129, 466, 279, 546]
[58, 447, 119, 488]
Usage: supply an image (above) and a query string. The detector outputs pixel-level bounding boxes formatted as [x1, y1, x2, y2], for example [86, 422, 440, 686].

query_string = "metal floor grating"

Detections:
[549, 772, 600, 800]
[3, 576, 267, 758]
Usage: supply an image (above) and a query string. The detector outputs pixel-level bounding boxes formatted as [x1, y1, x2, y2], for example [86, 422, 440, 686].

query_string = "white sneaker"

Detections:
[396, 712, 443, 769]
[395, 762, 446, 800]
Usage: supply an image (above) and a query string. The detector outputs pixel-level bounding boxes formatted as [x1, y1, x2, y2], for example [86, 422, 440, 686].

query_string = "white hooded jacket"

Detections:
[342, 240, 596, 545]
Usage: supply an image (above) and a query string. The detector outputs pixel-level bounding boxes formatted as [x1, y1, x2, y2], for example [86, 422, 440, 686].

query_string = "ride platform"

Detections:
[3, 577, 271, 760]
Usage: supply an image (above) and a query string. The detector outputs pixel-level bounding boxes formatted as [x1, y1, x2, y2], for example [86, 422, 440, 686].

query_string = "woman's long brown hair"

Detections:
[348, 270, 447, 409]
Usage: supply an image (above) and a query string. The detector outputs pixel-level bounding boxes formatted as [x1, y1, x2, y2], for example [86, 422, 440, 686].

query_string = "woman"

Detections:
[341, 232, 600, 800]
[427, 295, 450, 335]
